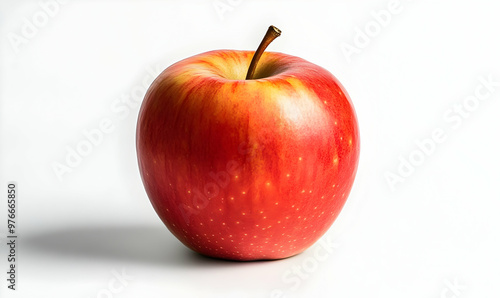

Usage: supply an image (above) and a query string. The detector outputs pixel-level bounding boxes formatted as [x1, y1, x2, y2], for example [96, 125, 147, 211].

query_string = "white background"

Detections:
[1, 0, 499, 297]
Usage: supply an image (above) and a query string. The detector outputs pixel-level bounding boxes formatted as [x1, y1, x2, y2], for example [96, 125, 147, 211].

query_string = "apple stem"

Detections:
[245, 25, 281, 80]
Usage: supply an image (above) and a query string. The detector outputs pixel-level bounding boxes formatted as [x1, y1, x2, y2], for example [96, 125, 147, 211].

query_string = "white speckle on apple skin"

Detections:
[137, 50, 360, 261]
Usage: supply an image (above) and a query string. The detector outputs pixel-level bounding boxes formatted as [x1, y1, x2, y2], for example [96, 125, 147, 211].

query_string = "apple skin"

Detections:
[136, 50, 359, 261]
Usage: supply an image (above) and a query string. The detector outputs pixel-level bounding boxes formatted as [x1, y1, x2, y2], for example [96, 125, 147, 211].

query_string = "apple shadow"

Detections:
[23, 225, 244, 269]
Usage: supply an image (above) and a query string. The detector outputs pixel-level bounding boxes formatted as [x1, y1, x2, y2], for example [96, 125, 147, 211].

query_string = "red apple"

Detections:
[136, 26, 359, 261]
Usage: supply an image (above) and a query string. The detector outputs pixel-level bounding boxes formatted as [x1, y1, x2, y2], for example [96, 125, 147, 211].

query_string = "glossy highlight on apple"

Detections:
[136, 26, 360, 261]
